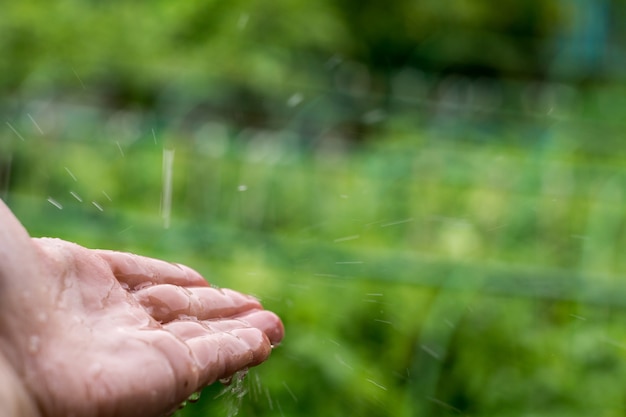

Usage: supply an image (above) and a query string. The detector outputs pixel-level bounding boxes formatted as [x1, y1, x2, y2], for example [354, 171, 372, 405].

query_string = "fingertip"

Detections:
[267, 311, 285, 347]
[233, 310, 285, 347]
[230, 327, 272, 366]
[186, 327, 272, 386]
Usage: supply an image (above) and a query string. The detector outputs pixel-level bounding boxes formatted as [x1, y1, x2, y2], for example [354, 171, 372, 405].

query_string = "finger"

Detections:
[0, 200, 41, 298]
[165, 310, 284, 346]
[94, 250, 209, 290]
[186, 328, 272, 386]
[233, 309, 285, 346]
[133, 284, 263, 322]
[165, 321, 209, 340]
[135, 329, 201, 404]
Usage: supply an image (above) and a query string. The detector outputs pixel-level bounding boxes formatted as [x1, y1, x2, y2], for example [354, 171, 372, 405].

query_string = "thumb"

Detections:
[0, 198, 41, 304]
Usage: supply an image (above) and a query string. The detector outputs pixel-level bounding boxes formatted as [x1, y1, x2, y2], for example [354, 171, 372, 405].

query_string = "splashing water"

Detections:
[215, 369, 249, 417]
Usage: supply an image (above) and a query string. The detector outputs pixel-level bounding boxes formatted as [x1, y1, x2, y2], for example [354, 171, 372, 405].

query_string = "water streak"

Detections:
[72, 68, 86, 89]
[47, 197, 63, 210]
[281, 381, 298, 403]
[27, 114, 44, 134]
[161, 149, 175, 229]
[380, 218, 414, 227]
[70, 191, 83, 202]
[64, 167, 78, 182]
[6, 122, 25, 141]
[366, 378, 387, 391]
[334, 234, 360, 243]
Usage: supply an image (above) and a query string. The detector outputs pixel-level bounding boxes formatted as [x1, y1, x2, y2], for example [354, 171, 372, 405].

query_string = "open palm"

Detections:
[0, 201, 284, 417]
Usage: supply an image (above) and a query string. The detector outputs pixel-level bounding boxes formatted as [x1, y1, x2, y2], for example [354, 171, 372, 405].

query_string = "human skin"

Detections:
[0, 199, 284, 417]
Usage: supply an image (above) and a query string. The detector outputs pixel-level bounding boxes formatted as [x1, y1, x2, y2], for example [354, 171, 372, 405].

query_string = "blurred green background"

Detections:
[3, 1, 626, 416]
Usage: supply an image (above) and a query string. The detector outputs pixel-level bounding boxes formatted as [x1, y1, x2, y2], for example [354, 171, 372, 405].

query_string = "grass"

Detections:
[4, 113, 626, 416]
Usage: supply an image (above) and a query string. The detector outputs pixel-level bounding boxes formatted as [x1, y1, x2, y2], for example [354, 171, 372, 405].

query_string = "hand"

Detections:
[0, 200, 284, 417]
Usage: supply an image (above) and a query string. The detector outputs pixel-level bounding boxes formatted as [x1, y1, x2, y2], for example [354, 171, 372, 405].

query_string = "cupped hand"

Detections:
[0, 201, 284, 417]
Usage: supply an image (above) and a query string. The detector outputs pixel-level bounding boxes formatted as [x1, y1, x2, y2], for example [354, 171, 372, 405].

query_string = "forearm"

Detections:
[0, 349, 40, 417]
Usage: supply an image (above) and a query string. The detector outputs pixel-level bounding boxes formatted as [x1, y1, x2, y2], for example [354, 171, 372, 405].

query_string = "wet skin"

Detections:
[0, 200, 284, 417]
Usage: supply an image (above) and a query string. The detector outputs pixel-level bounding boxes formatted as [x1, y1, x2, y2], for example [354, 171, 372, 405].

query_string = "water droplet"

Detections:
[28, 335, 40, 354]
[238, 13, 249, 30]
[187, 390, 202, 403]
[287, 93, 303, 107]
[36, 312, 47, 323]
[88, 362, 103, 377]
[216, 369, 249, 417]
[362, 109, 386, 124]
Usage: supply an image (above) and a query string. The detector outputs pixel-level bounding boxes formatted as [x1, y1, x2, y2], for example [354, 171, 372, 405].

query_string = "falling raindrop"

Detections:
[287, 93, 303, 108]
[115, 141, 125, 157]
[216, 369, 249, 417]
[365, 378, 388, 391]
[70, 191, 83, 202]
[6, 122, 25, 141]
[27, 114, 44, 134]
[161, 149, 175, 229]
[380, 218, 414, 227]
[47, 197, 63, 210]
[362, 109, 386, 125]
[238, 13, 249, 30]
[64, 167, 78, 182]
[282, 381, 298, 403]
[334, 234, 360, 243]
[71, 68, 86, 89]
[102, 191, 112, 202]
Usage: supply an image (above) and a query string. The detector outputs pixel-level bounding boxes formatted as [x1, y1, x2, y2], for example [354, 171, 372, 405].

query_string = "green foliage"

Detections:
[5, 115, 626, 416]
[3, 1, 626, 416]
